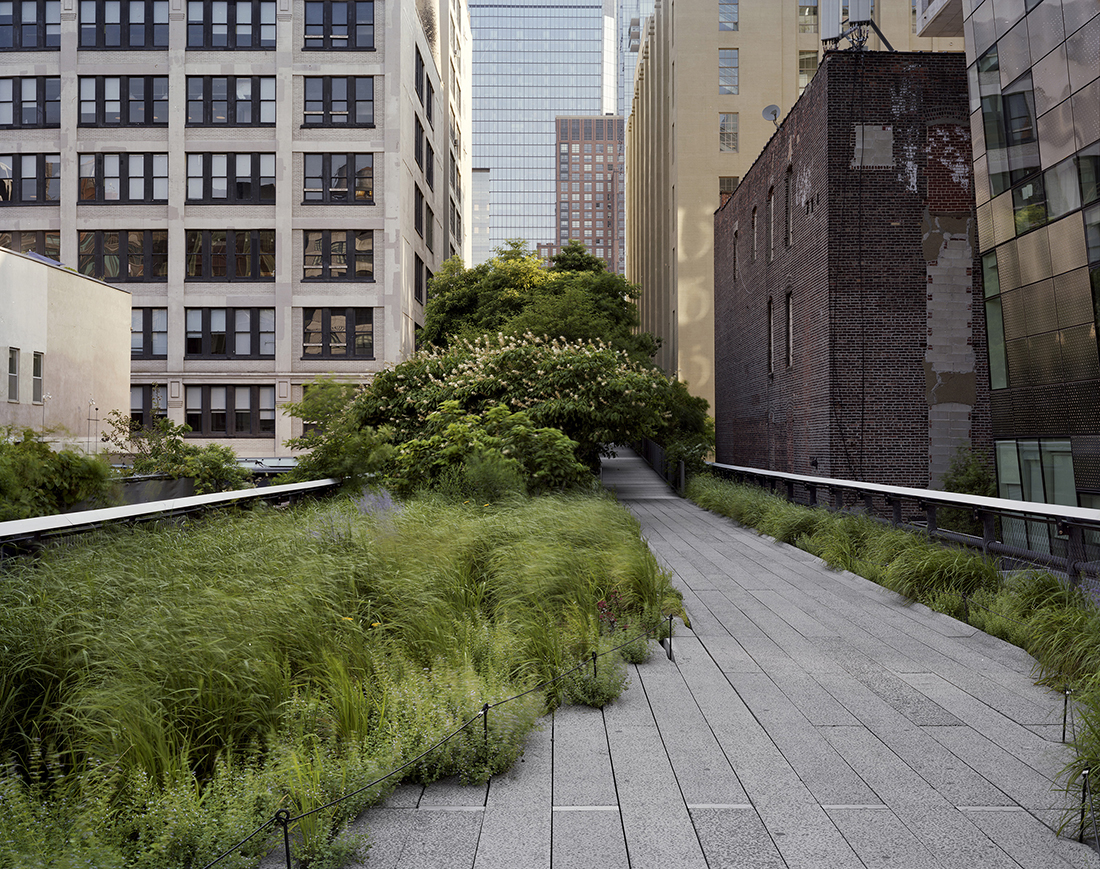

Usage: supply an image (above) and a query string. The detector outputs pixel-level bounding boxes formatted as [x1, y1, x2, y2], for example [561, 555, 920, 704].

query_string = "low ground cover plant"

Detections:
[0, 491, 683, 867]
[687, 472, 1100, 836]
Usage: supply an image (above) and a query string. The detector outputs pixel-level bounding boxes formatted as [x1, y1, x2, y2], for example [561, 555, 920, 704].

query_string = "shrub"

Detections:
[0, 428, 114, 520]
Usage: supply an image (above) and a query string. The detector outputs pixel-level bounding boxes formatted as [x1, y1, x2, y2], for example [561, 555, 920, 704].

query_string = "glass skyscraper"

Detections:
[617, 0, 655, 118]
[469, 0, 616, 262]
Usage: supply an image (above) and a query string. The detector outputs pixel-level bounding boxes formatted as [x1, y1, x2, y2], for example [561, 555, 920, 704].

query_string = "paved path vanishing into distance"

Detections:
[337, 447, 1100, 868]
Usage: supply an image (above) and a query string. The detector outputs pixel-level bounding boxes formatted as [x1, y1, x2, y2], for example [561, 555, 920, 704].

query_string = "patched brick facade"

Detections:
[713, 51, 991, 489]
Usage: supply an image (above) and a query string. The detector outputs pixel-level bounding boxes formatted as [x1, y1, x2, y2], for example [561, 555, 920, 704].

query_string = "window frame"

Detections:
[186, 75, 276, 126]
[186, 0, 275, 49]
[185, 383, 276, 437]
[0, 76, 61, 128]
[302, 0, 374, 50]
[0, 153, 60, 204]
[718, 0, 737, 30]
[78, 75, 169, 126]
[131, 306, 168, 359]
[302, 152, 374, 203]
[130, 383, 167, 428]
[79, 152, 168, 203]
[0, 0, 61, 50]
[7, 346, 17, 401]
[185, 229, 276, 281]
[719, 48, 738, 95]
[186, 152, 275, 203]
[78, 229, 168, 282]
[301, 306, 374, 358]
[185, 306, 275, 358]
[718, 112, 738, 152]
[302, 76, 374, 127]
[301, 229, 374, 282]
[0, 229, 59, 259]
[31, 351, 42, 402]
[79, 0, 168, 49]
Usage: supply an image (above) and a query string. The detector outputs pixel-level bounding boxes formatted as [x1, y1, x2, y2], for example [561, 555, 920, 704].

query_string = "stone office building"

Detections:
[0, 0, 472, 456]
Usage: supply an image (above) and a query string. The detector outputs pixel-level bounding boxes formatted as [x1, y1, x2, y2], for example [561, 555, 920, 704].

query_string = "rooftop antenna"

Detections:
[821, 0, 895, 52]
[762, 104, 780, 129]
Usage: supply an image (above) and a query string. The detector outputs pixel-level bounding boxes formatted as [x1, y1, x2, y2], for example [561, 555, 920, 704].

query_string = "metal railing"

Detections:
[0, 478, 341, 554]
[707, 462, 1100, 585]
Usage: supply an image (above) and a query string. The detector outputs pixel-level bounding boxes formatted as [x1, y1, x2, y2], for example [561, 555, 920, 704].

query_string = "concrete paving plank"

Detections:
[551, 705, 618, 807]
[415, 775, 486, 807]
[550, 809, 629, 869]
[689, 807, 785, 869]
[963, 807, 1100, 868]
[824, 806, 942, 868]
[354, 808, 482, 869]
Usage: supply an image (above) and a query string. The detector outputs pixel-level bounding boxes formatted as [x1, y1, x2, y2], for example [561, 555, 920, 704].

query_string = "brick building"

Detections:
[713, 50, 991, 488]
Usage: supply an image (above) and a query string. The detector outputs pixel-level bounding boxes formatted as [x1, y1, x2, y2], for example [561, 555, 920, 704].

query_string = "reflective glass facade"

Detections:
[962, 0, 1100, 508]
[617, 0, 654, 118]
[470, 0, 615, 260]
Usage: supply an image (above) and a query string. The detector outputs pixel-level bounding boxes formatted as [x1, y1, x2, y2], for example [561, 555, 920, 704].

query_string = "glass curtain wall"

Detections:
[470, 0, 614, 261]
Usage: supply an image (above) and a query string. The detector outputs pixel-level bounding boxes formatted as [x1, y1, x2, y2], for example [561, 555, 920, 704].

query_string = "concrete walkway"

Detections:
[347, 448, 1100, 868]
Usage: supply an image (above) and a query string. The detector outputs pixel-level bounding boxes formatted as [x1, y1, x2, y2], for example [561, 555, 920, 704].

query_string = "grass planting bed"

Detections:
[0, 491, 683, 868]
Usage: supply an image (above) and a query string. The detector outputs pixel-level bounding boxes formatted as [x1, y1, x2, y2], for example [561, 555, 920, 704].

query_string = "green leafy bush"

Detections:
[0, 428, 113, 520]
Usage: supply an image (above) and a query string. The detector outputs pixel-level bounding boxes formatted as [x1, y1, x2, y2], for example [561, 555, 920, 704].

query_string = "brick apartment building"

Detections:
[713, 50, 991, 489]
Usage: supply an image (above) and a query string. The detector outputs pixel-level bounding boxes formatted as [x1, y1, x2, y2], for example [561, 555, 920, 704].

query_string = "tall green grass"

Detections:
[686, 472, 1100, 838]
[0, 491, 682, 867]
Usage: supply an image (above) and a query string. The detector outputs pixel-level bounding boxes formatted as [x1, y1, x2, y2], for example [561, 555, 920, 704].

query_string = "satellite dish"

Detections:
[762, 105, 780, 128]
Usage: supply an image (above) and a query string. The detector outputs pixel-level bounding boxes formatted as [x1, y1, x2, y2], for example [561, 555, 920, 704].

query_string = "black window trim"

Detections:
[185, 306, 275, 358]
[0, 75, 61, 128]
[0, 229, 60, 259]
[301, 305, 374, 359]
[0, 152, 61, 205]
[185, 228, 276, 281]
[79, 152, 168, 203]
[186, 151, 276, 204]
[186, 0, 275, 50]
[131, 306, 168, 359]
[78, 75, 169, 126]
[301, 228, 374, 282]
[185, 383, 276, 438]
[130, 383, 168, 428]
[302, 0, 375, 51]
[186, 75, 276, 126]
[0, 0, 61, 50]
[78, 229, 168, 282]
[302, 152, 374, 204]
[79, 0, 169, 49]
[302, 75, 374, 127]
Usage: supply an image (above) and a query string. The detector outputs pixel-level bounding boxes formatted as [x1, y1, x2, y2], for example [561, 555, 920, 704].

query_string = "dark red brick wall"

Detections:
[714, 51, 991, 488]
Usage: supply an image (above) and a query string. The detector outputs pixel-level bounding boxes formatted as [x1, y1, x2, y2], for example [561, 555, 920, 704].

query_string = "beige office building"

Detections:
[626, 0, 961, 410]
[1, 0, 471, 457]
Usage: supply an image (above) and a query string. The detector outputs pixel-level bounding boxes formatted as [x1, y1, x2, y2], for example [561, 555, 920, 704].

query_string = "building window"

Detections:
[187, 153, 275, 203]
[415, 186, 424, 236]
[767, 187, 775, 261]
[80, 0, 167, 48]
[303, 0, 373, 49]
[719, 175, 738, 205]
[79, 153, 167, 203]
[0, 229, 59, 259]
[798, 51, 818, 95]
[0, 76, 61, 127]
[130, 384, 167, 427]
[303, 76, 373, 126]
[186, 76, 275, 125]
[425, 80, 434, 127]
[426, 145, 435, 189]
[414, 254, 424, 303]
[425, 204, 434, 252]
[185, 384, 275, 437]
[0, 154, 60, 204]
[0, 0, 60, 49]
[31, 351, 42, 402]
[78, 230, 168, 281]
[79, 76, 168, 125]
[719, 48, 738, 95]
[785, 292, 793, 367]
[798, 0, 817, 33]
[131, 307, 167, 358]
[186, 307, 274, 357]
[7, 347, 16, 401]
[187, 0, 274, 48]
[766, 298, 773, 374]
[302, 307, 373, 358]
[785, 166, 793, 247]
[302, 229, 373, 281]
[415, 116, 424, 168]
[185, 230, 276, 280]
[415, 46, 424, 103]
[303, 153, 373, 203]
[719, 113, 738, 152]
[751, 206, 757, 261]
[718, 0, 737, 30]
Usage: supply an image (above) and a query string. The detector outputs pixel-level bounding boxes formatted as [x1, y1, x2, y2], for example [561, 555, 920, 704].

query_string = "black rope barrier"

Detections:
[198, 619, 673, 869]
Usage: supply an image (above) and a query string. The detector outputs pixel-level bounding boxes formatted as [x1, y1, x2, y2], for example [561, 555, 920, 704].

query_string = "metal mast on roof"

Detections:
[820, 0, 895, 52]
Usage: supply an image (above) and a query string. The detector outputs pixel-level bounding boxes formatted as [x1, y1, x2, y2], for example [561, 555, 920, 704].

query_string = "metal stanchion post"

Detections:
[1081, 769, 1090, 844]
[275, 810, 293, 869]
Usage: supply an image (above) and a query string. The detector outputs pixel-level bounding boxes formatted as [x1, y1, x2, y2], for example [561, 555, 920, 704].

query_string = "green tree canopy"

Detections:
[421, 241, 658, 362]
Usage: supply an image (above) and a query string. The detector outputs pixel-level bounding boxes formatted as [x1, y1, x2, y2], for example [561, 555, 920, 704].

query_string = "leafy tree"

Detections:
[299, 334, 709, 475]
[104, 413, 253, 494]
[937, 444, 998, 535]
[0, 428, 114, 520]
[422, 242, 658, 362]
